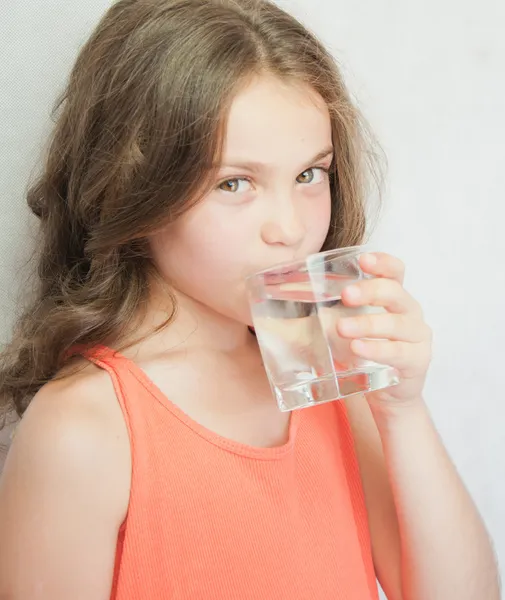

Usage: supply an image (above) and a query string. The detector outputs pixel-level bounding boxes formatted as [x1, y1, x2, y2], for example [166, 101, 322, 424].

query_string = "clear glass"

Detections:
[246, 246, 400, 412]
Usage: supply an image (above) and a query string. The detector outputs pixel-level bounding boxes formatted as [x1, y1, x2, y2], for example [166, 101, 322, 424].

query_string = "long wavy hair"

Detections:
[0, 0, 382, 421]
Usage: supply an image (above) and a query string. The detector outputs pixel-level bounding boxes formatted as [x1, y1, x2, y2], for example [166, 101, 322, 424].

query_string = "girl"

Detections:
[0, 0, 499, 598]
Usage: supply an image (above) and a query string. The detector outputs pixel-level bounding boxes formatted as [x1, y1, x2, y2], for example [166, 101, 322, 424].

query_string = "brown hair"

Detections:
[0, 0, 382, 421]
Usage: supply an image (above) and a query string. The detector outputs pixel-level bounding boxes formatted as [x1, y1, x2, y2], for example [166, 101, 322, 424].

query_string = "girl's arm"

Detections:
[339, 252, 500, 600]
[0, 370, 130, 600]
[377, 400, 499, 600]
[347, 393, 500, 600]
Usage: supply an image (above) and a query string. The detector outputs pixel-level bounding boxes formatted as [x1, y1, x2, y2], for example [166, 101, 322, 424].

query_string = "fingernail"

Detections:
[340, 318, 359, 334]
[344, 285, 361, 300]
[352, 340, 368, 354]
[361, 253, 377, 266]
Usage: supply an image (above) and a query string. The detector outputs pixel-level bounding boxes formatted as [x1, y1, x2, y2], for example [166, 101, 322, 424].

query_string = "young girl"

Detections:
[0, 0, 499, 598]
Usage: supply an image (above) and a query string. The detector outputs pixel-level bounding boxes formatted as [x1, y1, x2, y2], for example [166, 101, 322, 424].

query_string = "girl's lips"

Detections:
[263, 269, 308, 285]
[255, 255, 305, 276]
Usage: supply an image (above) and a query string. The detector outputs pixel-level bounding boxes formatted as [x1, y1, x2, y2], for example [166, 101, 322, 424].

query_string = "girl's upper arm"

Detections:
[344, 394, 404, 600]
[0, 373, 130, 600]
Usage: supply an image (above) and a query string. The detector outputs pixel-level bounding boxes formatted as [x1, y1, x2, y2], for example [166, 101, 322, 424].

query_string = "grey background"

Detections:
[1, 0, 504, 595]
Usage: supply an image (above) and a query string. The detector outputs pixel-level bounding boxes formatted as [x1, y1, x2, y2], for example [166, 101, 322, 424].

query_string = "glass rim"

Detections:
[245, 244, 370, 283]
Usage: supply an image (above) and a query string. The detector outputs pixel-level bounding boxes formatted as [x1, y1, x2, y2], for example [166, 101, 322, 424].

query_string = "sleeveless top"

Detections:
[85, 345, 379, 600]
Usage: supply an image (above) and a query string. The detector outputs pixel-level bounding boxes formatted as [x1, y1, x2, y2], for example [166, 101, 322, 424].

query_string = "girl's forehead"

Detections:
[221, 76, 332, 168]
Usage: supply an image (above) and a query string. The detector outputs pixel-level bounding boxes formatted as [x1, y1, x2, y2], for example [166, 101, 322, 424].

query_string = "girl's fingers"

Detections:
[359, 252, 405, 284]
[350, 339, 429, 373]
[337, 312, 429, 343]
[341, 277, 422, 316]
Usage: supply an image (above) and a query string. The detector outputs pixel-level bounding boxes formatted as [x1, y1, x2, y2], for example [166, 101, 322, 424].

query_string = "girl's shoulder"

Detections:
[1, 356, 131, 533]
[25, 356, 129, 459]
[0, 358, 131, 596]
[27, 355, 128, 479]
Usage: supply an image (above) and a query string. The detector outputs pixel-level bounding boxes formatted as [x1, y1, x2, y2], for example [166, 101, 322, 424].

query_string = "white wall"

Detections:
[1, 0, 504, 595]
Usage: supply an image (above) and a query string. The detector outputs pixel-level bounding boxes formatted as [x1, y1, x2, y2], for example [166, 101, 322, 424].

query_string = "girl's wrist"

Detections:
[368, 395, 431, 433]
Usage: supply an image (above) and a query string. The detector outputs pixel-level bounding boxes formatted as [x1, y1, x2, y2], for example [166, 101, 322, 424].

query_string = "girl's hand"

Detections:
[337, 252, 432, 418]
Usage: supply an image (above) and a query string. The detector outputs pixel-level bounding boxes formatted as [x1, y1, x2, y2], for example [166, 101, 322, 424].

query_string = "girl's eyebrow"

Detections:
[217, 146, 335, 173]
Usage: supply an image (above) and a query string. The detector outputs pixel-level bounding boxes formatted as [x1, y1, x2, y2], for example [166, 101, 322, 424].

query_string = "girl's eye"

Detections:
[217, 168, 329, 194]
[296, 167, 329, 185]
[218, 178, 252, 193]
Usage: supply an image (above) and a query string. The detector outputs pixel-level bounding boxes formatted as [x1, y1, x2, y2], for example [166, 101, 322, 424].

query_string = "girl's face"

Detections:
[150, 76, 333, 325]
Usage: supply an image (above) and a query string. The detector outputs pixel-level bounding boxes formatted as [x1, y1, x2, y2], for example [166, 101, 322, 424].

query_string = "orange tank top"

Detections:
[86, 345, 379, 600]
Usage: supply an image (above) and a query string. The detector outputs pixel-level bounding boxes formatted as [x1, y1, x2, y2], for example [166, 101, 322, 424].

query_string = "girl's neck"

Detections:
[125, 286, 253, 357]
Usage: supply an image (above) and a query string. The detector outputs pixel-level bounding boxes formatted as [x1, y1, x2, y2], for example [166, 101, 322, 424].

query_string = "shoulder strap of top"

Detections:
[81, 344, 147, 428]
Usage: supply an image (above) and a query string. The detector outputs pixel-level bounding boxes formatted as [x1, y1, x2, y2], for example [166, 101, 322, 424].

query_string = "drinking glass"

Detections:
[246, 246, 400, 411]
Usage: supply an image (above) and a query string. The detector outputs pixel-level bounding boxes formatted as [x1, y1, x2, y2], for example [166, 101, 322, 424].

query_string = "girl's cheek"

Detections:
[307, 192, 332, 230]
[313, 200, 333, 248]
